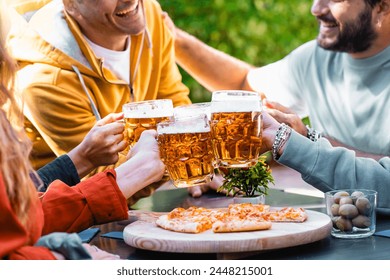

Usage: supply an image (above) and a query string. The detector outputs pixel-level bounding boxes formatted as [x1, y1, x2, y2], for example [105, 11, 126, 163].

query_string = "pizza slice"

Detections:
[212, 217, 272, 233]
[155, 206, 225, 234]
[263, 207, 308, 222]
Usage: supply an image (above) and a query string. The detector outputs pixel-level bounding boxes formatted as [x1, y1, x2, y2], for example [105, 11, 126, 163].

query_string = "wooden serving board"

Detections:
[123, 210, 332, 254]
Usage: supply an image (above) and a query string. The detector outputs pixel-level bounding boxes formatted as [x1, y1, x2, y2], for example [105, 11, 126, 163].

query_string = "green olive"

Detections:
[355, 197, 371, 215]
[352, 215, 371, 228]
[333, 191, 350, 204]
[339, 204, 359, 219]
[335, 216, 353, 232]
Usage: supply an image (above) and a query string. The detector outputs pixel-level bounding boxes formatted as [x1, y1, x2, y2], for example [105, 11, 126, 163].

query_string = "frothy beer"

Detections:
[210, 91, 262, 168]
[157, 115, 214, 188]
[123, 100, 173, 149]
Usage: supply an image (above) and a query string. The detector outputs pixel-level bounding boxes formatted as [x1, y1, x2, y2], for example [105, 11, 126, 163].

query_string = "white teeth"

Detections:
[116, 4, 138, 16]
[117, 9, 132, 15]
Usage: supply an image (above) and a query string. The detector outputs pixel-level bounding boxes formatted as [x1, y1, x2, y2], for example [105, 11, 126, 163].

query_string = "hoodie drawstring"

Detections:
[72, 65, 101, 121]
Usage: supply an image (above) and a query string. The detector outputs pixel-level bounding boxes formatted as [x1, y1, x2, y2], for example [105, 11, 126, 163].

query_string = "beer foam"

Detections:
[158, 119, 210, 134]
[210, 99, 262, 112]
[174, 103, 211, 120]
[123, 100, 173, 118]
[124, 109, 173, 118]
[212, 90, 260, 101]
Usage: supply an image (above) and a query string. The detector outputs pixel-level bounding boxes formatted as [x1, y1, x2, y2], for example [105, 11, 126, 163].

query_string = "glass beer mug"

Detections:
[210, 90, 263, 168]
[157, 114, 214, 188]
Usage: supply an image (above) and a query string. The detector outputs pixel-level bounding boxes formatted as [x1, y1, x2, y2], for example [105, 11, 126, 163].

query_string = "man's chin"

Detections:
[316, 36, 337, 51]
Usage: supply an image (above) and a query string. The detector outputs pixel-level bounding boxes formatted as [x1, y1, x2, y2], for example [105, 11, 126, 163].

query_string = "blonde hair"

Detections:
[0, 0, 36, 227]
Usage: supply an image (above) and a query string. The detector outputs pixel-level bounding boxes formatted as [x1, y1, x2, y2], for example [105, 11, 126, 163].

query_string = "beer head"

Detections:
[123, 99, 174, 118]
[157, 114, 210, 137]
[173, 102, 211, 120]
[211, 90, 262, 113]
[122, 99, 174, 151]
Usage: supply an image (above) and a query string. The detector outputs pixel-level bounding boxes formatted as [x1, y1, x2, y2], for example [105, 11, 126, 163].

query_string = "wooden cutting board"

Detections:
[123, 209, 332, 254]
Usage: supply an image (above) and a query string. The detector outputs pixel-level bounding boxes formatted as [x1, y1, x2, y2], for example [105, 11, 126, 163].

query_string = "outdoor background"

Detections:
[158, 0, 318, 103]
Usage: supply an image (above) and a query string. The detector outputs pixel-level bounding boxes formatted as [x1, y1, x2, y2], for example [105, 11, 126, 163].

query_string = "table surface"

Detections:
[89, 165, 390, 260]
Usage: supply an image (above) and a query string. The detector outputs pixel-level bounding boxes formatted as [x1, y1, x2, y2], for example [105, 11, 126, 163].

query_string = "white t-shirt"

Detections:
[247, 40, 390, 155]
[84, 36, 130, 84]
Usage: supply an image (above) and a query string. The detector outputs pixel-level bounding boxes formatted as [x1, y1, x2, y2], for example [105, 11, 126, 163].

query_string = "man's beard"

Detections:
[317, 7, 377, 53]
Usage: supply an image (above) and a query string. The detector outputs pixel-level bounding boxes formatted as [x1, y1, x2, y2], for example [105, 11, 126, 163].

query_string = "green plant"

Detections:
[217, 155, 274, 197]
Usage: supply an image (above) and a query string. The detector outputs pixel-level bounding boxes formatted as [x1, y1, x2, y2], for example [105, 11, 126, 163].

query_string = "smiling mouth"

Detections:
[116, 4, 139, 18]
[321, 21, 338, 28]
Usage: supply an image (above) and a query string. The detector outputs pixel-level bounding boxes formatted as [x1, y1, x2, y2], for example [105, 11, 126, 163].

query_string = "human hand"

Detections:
[83, 244, 120, 260]
[116, 130, 165, 200]
[260, 111, 283, 151]
[187, 173, 225, 198]
[127, 130, 166, 183]
[264, 100, 306, 136]
[68, 113, 127, 177]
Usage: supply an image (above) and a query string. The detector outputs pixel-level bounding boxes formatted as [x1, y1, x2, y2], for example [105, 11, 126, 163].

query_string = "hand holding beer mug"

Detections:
[157, 114, 215, 188]
[210, 90, 263, 168]
[123, 99, 174, 152]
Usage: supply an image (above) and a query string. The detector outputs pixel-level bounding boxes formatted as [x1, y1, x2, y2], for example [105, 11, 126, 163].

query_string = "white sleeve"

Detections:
[247, 58, 309, 118]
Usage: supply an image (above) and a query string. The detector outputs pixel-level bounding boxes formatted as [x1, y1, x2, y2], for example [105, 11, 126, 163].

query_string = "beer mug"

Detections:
[123, 99, 174, 150]
[210, 90, 263, 168]
[157, 114, 215, 188]
[173, 102, 211, 120]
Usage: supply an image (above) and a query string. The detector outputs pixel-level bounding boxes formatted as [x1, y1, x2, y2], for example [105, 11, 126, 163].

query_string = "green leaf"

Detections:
[218, 155, 274, 197]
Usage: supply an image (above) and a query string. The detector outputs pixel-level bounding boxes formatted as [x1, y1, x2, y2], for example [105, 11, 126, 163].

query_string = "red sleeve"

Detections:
[1, 173, 55, 260]
[41, 170, 128, 235]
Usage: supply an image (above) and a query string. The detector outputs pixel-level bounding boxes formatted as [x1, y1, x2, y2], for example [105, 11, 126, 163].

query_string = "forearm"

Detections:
[115, 153, 164, 199]
[41, 170, 128, 234]
[67, 146, 95, 178]
[278, 131, 390, 212]
[174, 28, 253, 92]
[325, 136, 386, 161]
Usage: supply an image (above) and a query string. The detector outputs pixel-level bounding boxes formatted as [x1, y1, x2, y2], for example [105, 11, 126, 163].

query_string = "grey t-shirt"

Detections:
[248, 40, 390, 155]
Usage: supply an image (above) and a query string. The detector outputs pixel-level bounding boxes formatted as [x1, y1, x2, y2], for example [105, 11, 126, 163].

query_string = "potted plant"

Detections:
[217, 153, 274, 204]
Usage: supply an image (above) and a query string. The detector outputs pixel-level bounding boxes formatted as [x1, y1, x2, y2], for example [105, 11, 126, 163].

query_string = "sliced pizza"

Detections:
[212, 217, 272, 233]
[155, 206, 225, 233]
[155, 204, 307, 234]
[263, 207, 308, 222]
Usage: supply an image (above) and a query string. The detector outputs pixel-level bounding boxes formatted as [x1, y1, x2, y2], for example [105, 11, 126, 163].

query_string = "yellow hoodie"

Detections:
[8, 0, 191, 173]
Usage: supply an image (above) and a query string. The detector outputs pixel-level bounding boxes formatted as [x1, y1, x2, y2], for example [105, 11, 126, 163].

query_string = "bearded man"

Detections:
[165, 0, 390, 160]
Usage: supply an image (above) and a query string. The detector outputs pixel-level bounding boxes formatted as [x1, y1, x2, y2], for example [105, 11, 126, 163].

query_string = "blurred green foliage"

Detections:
[159, 0, 318, 103]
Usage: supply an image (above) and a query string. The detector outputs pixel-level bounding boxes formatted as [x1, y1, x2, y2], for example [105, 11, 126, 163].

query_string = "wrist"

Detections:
[306, 125, 321, 142]
[67, 146, 94, 178]
[272, 123, 292, 160]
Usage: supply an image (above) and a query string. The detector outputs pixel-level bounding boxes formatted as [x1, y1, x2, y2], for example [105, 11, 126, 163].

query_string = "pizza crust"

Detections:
[156, 215, 209, 234]
[212, 219, 272, 233]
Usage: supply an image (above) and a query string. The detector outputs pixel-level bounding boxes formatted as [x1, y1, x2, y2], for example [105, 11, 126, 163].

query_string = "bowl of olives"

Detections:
[325, 189, 377, 239]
